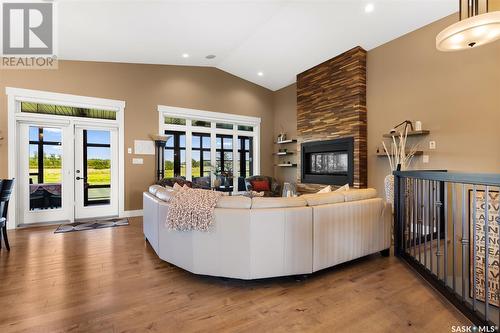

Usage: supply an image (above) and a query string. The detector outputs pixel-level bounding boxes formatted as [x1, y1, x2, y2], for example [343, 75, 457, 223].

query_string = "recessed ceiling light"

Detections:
[257, 72, 264, 76]
[364, 3, 374, 13]
[182, 53, 189, 58]
[205, 54, 216, 59]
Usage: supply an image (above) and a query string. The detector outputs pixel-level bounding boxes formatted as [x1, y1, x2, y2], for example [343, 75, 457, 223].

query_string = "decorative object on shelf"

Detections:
[414, 120, 422, 131]
[282, 182, 297, 197]
[389, 120, 413, 136]
[277, 125, 287, 143]
[436, 0, 500, 52]
[277, 133, 287, 143]
[150, 134, 171, 181]
[381, 125, 419, 207]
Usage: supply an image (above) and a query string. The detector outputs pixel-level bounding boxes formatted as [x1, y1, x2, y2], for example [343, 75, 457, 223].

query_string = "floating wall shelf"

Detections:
[276, 163, 297, 167]
[376, 151, 424, 157]
[274, 151, 295, 156]
[382, 130, 430, 138]
[275, 139, 297, 144]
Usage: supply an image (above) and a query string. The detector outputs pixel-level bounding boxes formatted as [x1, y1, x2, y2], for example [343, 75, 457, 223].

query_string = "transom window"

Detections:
[159, 106, 260, 194]
[21, 102, 116, 120]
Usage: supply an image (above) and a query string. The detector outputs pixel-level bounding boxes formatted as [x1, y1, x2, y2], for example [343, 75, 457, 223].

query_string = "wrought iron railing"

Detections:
[394, 170, 500, 328]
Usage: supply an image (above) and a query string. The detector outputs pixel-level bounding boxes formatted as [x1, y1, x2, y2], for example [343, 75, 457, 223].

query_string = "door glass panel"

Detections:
[165, 150, 174, 178]
[237, 136, 253, 191]
[192, 133, 211, 189]
[192, 150, 201, 178]
[83, 130, 111, 206]
[29, 126, 62, 210]
[215, 135, 233, 191]
[180, 150, 186, 177]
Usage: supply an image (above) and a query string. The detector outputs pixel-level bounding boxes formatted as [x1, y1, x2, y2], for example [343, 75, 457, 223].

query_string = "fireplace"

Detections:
[301, 137, 354, 186]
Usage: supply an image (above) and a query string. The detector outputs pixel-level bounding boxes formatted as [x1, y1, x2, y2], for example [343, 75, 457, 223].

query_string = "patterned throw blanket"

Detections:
[166, 187, 223, 231]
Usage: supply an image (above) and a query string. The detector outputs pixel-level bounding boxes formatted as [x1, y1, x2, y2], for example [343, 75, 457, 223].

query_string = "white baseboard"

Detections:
[121, 209, 143, 218]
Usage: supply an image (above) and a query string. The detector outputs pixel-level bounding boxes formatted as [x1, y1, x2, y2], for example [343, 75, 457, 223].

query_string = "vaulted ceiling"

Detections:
[58, 0, 457, 91]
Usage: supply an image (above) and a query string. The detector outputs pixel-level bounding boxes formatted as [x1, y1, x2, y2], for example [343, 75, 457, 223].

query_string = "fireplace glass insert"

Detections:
[301, 137, 354, 186]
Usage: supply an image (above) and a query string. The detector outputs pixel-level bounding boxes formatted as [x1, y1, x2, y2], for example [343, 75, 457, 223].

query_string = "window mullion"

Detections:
[186, 120, 192, 181]
[232, 128, 238, 193]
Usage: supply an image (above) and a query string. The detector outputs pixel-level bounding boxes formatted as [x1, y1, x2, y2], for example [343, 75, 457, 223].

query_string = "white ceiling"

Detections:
[57, 0, 457, 91]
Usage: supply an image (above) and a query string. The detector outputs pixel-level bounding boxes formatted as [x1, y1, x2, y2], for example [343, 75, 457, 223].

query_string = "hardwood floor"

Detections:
[0, 217, 469, 332]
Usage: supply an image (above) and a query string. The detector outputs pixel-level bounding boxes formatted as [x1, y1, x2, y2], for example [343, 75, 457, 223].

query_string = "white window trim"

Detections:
[157, 105, 261, 193]
[6, 87, 126, 229]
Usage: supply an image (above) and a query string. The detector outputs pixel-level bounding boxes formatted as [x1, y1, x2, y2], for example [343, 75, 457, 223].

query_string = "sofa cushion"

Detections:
[343, 188, 377, 202]
[301, 192, 345, 206]
[334, 183, 350, 192]
[251, 180, 270, 192]
[251, 197, 307, 209]
[156, 187, 175, 202]
[216, 196, 252, 209]
[149, 185, 164, 196]
[317, 185, 332, 194]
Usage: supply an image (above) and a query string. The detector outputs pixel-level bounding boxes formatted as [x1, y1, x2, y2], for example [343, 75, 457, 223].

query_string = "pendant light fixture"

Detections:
[436, 0, 500, 51]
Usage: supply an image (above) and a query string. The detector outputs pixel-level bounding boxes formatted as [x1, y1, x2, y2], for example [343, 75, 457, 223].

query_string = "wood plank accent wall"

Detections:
[296, 46, 367, 192]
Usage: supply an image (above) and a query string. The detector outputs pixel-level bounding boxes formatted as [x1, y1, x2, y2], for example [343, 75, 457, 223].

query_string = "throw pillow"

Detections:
[173, 183, 183, 191]
[317, 185, 332, 194]
[251, 180, 270, 192]
[335, 184, 350, 192]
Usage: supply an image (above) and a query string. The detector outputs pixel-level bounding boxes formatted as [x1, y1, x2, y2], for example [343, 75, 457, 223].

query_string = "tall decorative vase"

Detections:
[384, 174, 394, 208]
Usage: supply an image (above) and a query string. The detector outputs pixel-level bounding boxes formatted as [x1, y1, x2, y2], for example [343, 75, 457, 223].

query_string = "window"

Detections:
[192, 120, 210, 128]
[164, 117, 186, 125]
[216, 123, 233, 130]
[164, 131, 186, 178]
[83, 130, 111, 206]
[21, 102, 116, 120]
[237, 136, 253, 191]
[159, 106, 260, 193]
[238, 125, 253, 132]
[29, 126, 63, 210]
[192, 133, 211, 188]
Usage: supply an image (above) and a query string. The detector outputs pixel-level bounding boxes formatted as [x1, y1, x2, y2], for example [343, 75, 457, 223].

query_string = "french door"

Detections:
[74, 126, 118, 220]
[18, 122, 119, 224]
[19, 123, 73, 224]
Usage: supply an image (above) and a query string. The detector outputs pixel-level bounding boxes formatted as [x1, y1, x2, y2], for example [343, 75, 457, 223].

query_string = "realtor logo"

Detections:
[1, 1, 57, 69]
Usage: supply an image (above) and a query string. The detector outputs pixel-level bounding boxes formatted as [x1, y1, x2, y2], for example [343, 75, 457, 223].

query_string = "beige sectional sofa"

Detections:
[143, 186, 391, 279]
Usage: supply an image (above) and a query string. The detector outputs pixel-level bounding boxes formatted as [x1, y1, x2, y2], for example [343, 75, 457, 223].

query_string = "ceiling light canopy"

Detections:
[182, 53, 189, 58]
[436, 0, 500, 51]
[257, 72, 264, 76]
[364, 3, 375, 13]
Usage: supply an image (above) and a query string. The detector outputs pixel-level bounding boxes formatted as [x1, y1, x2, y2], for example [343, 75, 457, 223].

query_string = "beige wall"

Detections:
[367, 14, 500, 194]
[273, 83, 297, 184]
[0, 61, 274, 210]
[270, 14, 500, 195]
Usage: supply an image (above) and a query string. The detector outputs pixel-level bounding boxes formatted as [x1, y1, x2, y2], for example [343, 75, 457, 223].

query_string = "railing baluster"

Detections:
[452, 183, 457, 291]
[472, 185, 477, 311]
[484, 186, 490, 322]
[423, 179, 428, 268]
[416, 179, 422, 263]
[436, 181, 441, 280]
[462, 183, 467, 301]
[444, 182, 448, 286]
[404, 177, 409, 254]
[429, 179, 434, 274]
[413, 179, 417, 259]
[402, 177, 406, 254]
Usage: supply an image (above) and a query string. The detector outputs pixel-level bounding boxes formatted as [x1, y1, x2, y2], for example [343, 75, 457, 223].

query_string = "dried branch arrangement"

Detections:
[382, 126, 419, 171]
